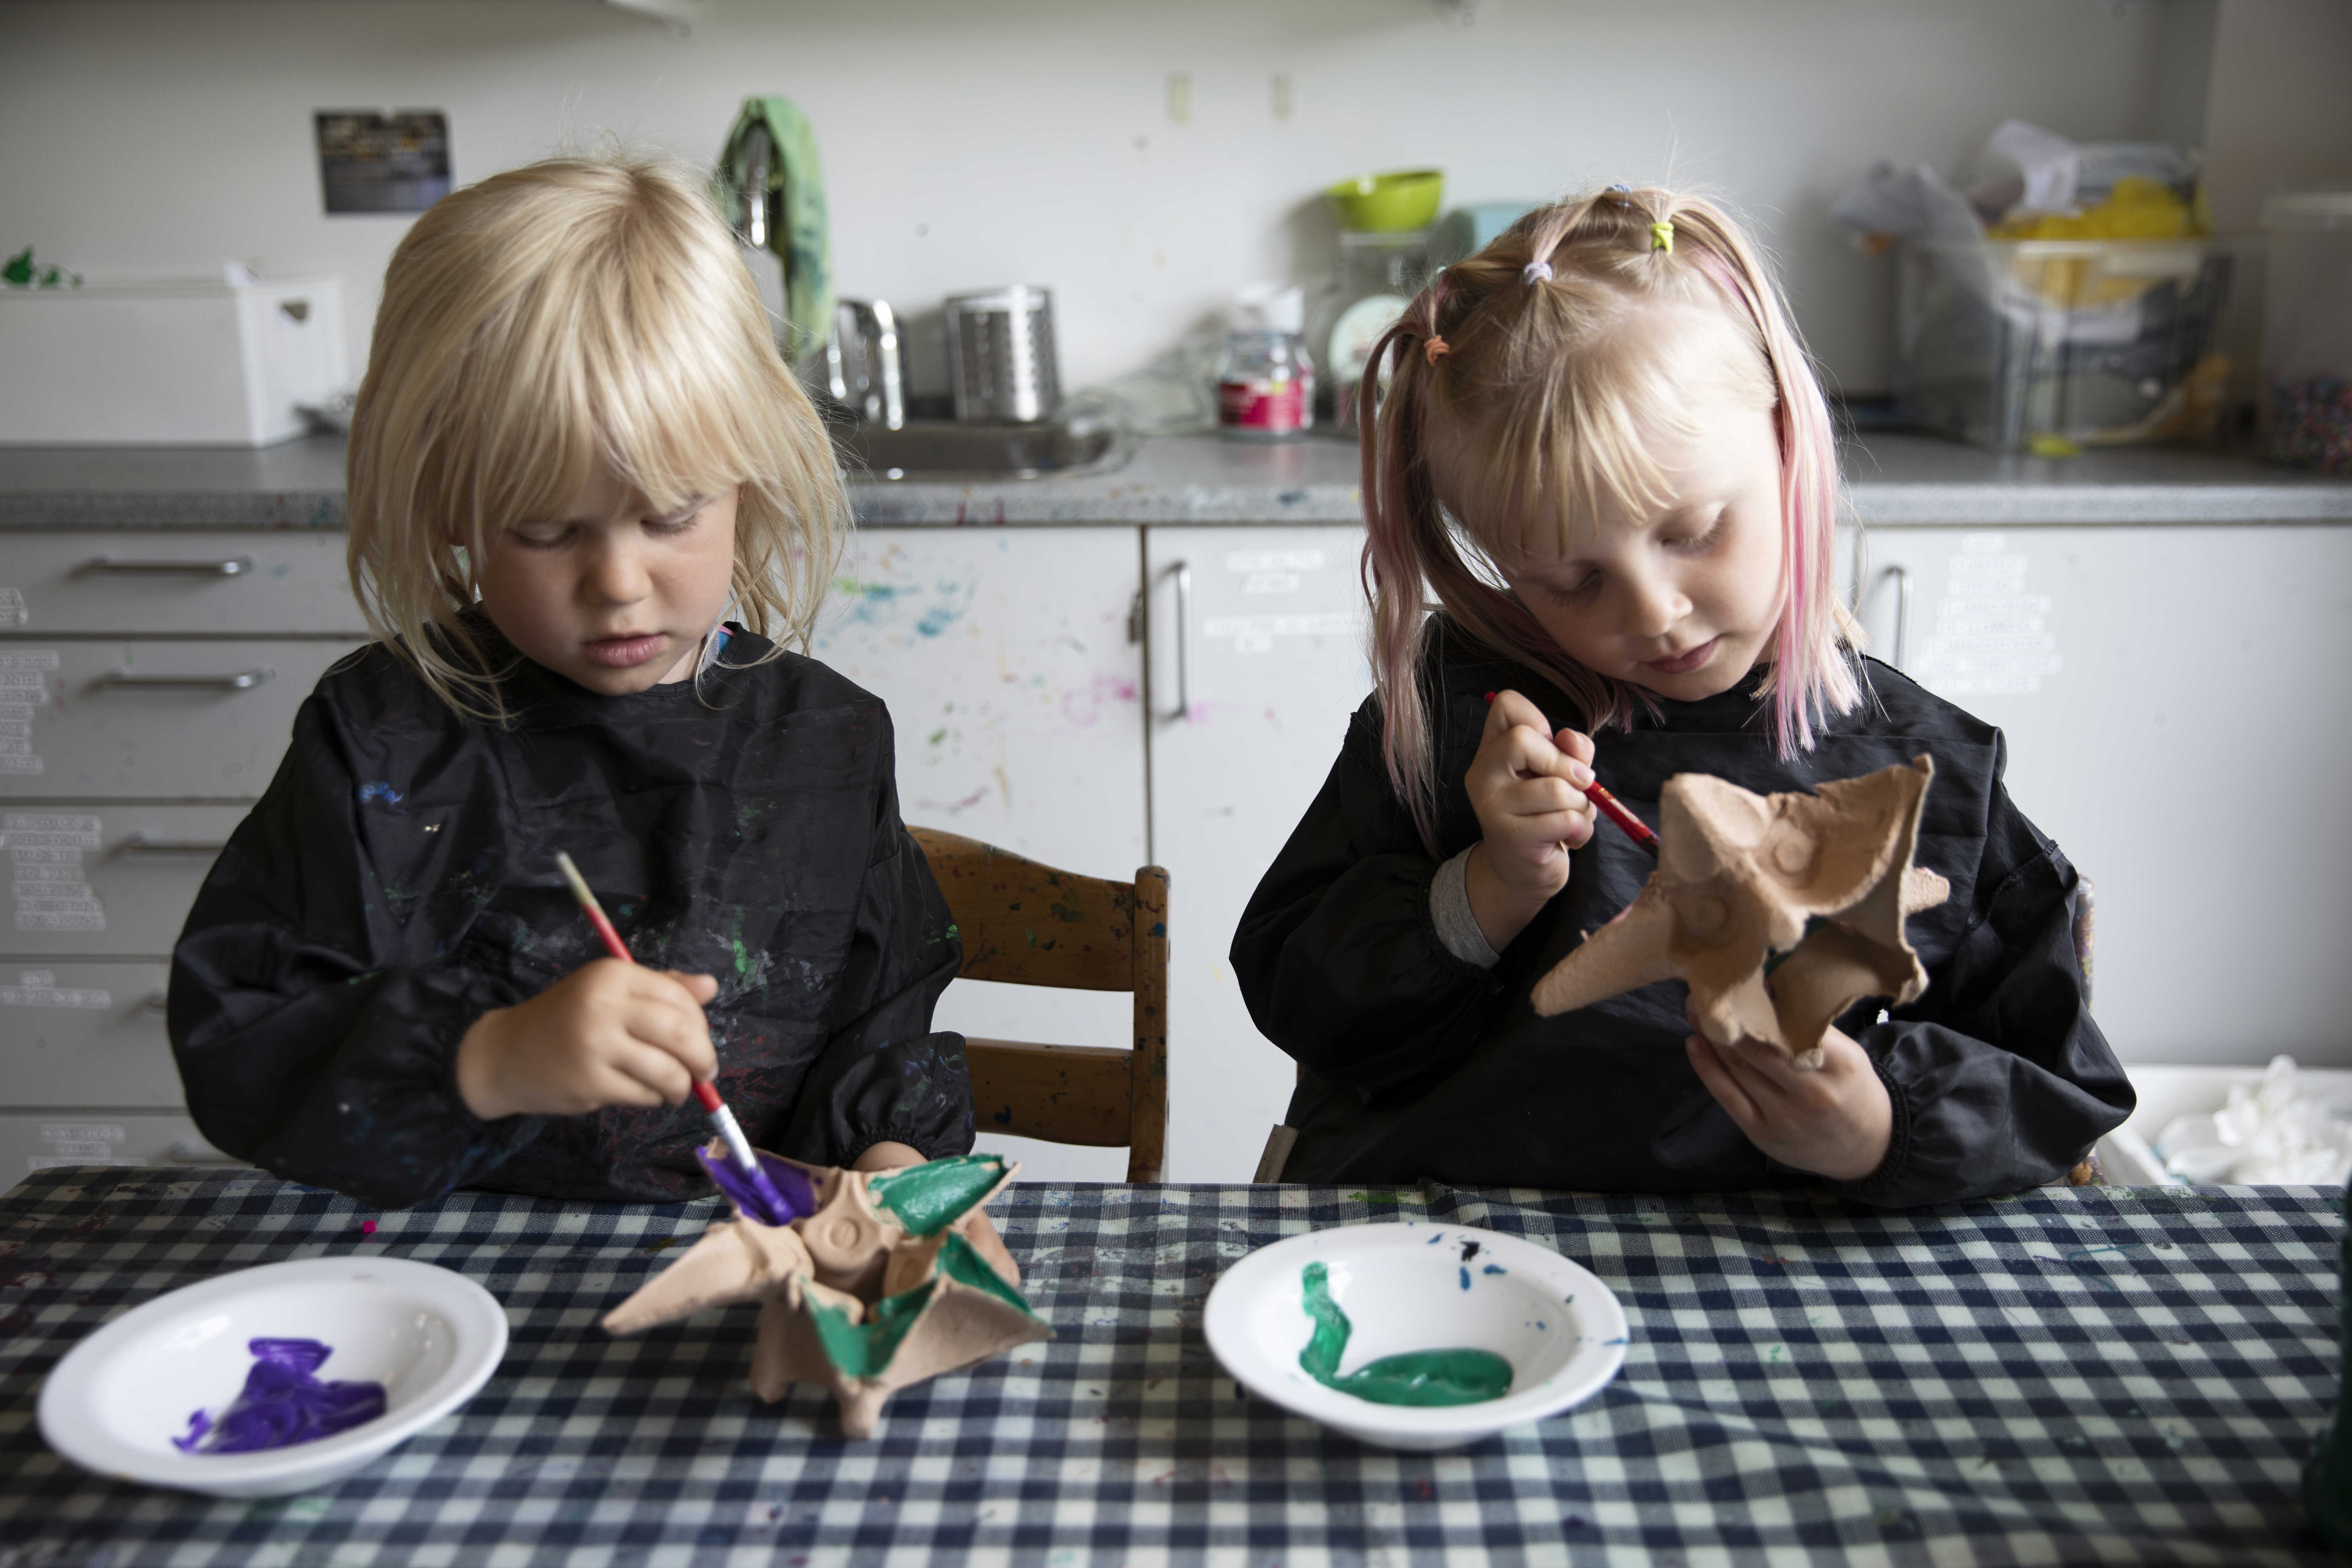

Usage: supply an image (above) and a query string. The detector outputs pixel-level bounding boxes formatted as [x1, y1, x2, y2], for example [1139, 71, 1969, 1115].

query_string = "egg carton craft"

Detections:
[1533, 757, 1951, 1069]
[603, 1149, 1050, 1438]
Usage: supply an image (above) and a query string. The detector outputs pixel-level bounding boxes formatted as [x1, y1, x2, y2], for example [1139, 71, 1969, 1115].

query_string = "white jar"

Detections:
[1217, 285, 1315, 442]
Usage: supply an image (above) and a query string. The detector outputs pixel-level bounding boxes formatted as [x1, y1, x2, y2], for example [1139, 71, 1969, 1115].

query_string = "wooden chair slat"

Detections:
[965, 1039, 1133, 1147]
[915, 826, 1171, 1184]
[911, 827, 1133, 992]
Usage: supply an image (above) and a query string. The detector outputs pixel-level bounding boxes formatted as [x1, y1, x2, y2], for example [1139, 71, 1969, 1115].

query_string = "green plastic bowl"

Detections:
[1327, 169, 1445, 233]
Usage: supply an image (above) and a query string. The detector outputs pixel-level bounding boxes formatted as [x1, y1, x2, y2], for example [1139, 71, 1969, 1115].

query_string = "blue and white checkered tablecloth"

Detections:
[0, 1166, 2342, 1566]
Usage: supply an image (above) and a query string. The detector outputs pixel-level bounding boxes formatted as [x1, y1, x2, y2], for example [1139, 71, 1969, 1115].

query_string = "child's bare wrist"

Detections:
[454, 1009, 515, 1121]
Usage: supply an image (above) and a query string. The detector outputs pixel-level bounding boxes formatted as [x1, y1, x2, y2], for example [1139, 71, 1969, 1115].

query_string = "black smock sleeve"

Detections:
[775, 750, 974, 1168]
[1831, 736, 2132, 1208]
[169, 698, 543, 1209]
[1231, 702, 1510, 1096]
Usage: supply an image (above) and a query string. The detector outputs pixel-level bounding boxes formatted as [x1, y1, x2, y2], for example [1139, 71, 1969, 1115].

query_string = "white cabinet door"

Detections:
[1850, 523, 2352, 1067]
[813, 527, 1148, 1181]
[1144, 526, 1375, 1181]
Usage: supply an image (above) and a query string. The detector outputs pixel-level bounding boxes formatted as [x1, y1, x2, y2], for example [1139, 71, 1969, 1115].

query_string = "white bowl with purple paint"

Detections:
[38, 1255, 507, 1497]
[1204, 1221, 1628, 1450]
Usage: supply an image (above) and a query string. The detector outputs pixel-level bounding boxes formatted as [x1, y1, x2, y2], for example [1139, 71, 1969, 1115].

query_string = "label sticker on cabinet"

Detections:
[1226, 548, 1325, 571]
[6, 814, 104, 930]
[1913, 534, 2063, 696]
[30, 1121, 132, 1170]
[0, 589, 24, 628]
[0, 970, 110, 1009]
[0, 656, 50, 773]
[1203, 613, 1356, 655]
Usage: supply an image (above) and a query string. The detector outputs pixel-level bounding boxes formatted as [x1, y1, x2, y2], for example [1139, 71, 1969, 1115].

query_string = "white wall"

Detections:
[1, 0, 2214, 398]
[2203, 0, 2352, 232]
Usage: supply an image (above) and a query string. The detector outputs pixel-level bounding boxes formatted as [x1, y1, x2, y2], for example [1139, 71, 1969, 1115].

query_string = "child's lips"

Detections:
[1643, 636, 1720, 676]
[582, 632, 668, 669]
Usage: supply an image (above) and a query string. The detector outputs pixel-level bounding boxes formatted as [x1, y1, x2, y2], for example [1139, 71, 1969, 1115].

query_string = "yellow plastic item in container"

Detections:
[1989, 176, 2201, 241]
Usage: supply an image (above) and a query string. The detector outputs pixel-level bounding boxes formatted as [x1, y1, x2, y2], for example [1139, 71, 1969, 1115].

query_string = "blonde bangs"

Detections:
[1435, 301, 1766, 570]
[347, 151, 848, 720]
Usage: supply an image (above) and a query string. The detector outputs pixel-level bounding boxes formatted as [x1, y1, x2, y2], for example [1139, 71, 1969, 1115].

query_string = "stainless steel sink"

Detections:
[832, 419, 1130, 482]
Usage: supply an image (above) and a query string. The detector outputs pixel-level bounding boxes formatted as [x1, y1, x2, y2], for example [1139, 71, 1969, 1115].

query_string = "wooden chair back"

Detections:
[910, 827, 1169, 1183]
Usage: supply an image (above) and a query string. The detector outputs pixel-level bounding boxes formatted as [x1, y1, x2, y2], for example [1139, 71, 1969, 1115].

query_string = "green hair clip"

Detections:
[1649, 220, 1675, 254]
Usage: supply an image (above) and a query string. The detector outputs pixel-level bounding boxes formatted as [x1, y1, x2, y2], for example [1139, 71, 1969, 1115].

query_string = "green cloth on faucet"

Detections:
[718, 96, 833, 355]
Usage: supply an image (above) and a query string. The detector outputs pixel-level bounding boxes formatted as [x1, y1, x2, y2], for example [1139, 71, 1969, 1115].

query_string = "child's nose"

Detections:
[1623, 569, 1692, 638]
[584, 540, 652, 603]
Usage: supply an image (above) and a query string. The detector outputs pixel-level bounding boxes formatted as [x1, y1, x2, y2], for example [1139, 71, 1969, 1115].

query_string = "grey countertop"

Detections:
[2, 431, 2348, 530]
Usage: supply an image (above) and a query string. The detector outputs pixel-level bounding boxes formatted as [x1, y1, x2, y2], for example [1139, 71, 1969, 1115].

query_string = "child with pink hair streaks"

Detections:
[1232, 189, 2128, 1203]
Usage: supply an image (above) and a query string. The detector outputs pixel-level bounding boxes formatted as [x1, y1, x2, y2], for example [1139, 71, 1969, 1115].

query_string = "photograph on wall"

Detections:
[315, 110, 450, 214]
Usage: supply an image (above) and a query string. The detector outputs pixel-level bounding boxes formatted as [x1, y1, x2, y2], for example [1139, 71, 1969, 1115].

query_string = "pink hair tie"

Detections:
[1423, 336, 1451, 366]
[1522, 260, 1553, 286]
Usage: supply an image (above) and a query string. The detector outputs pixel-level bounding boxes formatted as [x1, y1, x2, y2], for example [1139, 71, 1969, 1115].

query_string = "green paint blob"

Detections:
[1297, 1262, 1512, 1407]
[806, 1281, 934, 1377]
[867, 1153, 1007, 1237]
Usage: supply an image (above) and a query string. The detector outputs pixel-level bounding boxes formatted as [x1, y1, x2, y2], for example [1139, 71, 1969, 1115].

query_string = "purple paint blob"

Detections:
[173, 1338, 387, 1455]
[694, 1146, 815, 1227]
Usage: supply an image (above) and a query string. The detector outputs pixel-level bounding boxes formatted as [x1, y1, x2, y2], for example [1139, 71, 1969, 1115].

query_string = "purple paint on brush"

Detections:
[173, 1338, 387, 1455]
[695, 1145, 816, 1227]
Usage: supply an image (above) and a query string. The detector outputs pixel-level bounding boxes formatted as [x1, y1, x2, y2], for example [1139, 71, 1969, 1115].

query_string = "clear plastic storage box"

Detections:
[1895, 239, 2233, 450]
[2259, 191, 2352, 473]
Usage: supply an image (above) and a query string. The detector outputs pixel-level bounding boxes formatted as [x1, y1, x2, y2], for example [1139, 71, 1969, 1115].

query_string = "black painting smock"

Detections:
[170, 622, 972, 1209]
[1232, 622, 2130, 1206]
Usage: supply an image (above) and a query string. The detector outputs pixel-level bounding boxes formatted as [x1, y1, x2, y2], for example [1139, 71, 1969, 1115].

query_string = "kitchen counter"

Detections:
[2, 431, 2348, 529]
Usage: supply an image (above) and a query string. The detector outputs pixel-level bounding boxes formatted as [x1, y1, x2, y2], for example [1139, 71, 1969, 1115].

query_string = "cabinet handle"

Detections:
[121, 833, 231, 856]
[97, 669, 274, 692]
[1865, 564, 1914, 670]
[144, 991, 169, 1013]
[80, 556, 255, 577]
[1170, 560, 1193, 722]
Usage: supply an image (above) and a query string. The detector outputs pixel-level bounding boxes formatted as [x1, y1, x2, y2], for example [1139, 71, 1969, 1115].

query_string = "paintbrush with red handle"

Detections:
[1483, 691, 1660, 858]
[551, 850, 793, 1217]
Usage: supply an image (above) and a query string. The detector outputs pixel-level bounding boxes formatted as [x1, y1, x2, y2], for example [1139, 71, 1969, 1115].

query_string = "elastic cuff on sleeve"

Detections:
[1430, 845, 1503, 970]
[1831, 1055, 1914, 1204]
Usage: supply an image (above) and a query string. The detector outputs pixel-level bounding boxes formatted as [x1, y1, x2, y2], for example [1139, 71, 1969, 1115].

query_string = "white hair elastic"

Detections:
[1522, 260, 1553, 285]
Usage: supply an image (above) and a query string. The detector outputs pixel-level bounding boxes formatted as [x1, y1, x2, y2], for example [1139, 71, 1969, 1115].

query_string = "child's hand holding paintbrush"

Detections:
[453, 953, 719, 1122]
[455, 852, 925, 1202]
[1464, 690, 1660, 953]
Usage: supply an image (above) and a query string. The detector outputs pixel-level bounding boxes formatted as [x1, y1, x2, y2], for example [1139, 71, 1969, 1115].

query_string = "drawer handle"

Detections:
[122, 834, 231, 856]
[80, 556, 255, 577]
[97, 669, 274, 692]
[144, 991, 169, 1013]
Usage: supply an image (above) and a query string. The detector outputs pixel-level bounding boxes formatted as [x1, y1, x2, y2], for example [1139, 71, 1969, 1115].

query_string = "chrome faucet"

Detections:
[827, 299, 906, 431]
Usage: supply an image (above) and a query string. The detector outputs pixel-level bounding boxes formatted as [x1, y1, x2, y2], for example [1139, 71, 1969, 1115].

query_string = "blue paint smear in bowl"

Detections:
[173, 1339, 386, 1455]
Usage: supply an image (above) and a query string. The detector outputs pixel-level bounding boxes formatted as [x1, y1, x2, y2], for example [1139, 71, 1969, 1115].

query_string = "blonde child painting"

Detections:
[1233, 188, 2130, 1203]
[170, 153, 971, 1207]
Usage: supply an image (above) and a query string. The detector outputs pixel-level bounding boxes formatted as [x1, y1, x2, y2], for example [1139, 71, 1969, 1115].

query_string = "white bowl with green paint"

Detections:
[1204, 1222, 1627, 1450]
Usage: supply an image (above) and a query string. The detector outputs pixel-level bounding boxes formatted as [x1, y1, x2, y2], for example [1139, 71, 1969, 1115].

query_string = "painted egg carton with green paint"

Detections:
[603, 1151, 1049, 1438]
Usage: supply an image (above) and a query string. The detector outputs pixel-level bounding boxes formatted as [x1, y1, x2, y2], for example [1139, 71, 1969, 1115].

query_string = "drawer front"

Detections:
[2, 805, 246, 954]
[0, 961, 182, 1105]
[0, 639, 361, 798]
[0, 1113, 236, 1182]
[0, 530, 366, 635]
